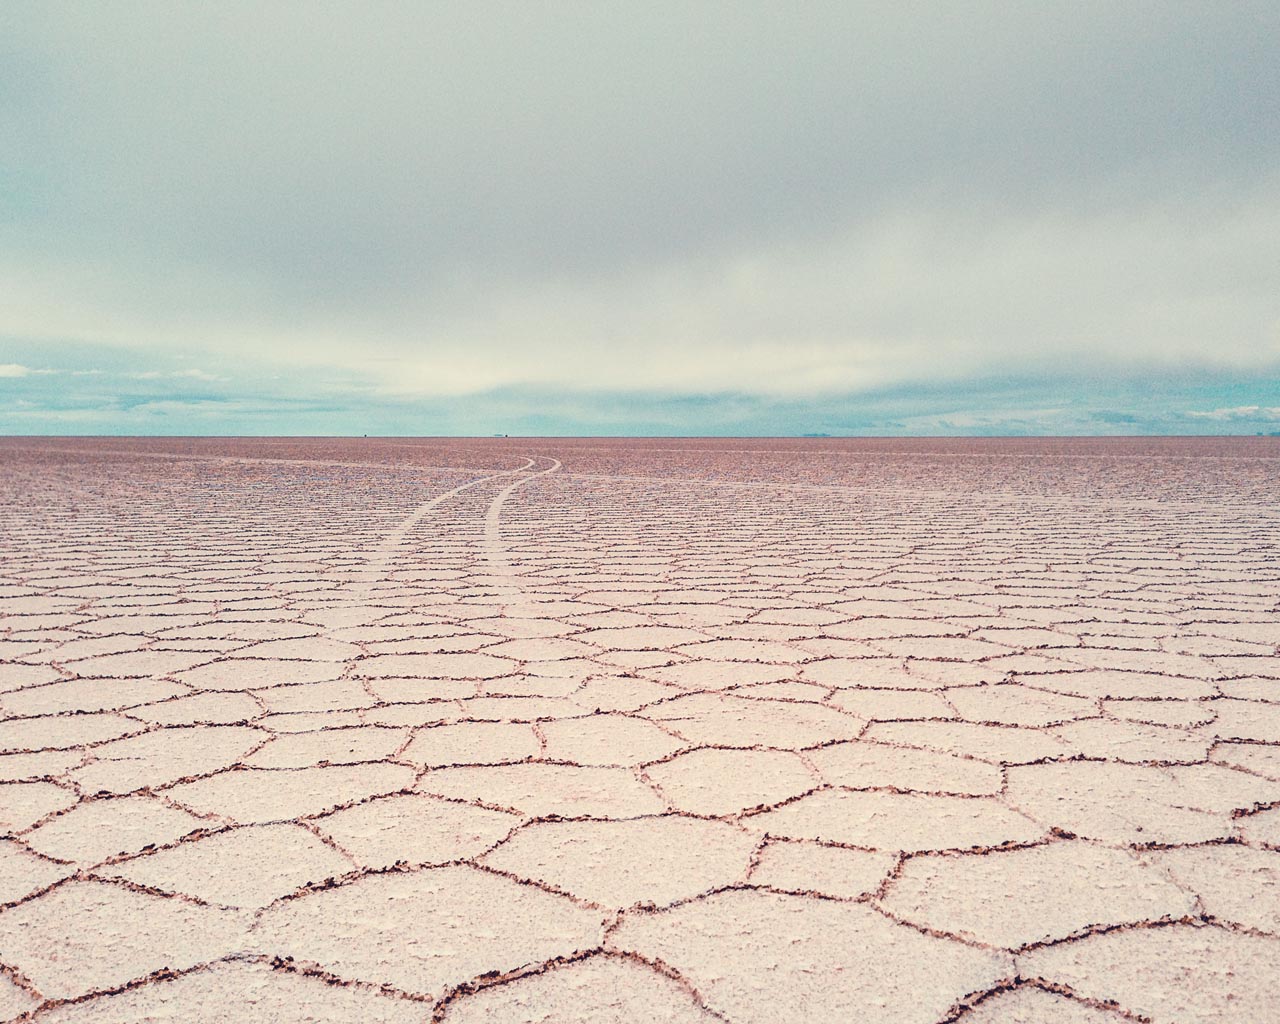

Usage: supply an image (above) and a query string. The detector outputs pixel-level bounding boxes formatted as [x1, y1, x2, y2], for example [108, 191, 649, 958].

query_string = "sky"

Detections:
[2, 2, 1278, 436]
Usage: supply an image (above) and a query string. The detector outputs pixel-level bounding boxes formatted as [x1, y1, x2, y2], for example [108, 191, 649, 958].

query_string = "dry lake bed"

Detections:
[1, 436, 1278, 1023]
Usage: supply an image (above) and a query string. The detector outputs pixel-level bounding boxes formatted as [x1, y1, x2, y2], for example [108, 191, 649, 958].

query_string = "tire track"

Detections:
[482, 456, 562, 603]
[354, 458, 538, 597]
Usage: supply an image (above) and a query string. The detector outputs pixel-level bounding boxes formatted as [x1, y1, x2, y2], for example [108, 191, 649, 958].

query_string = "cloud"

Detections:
[132, 369, 225, 382]
[0, 363, 58, 378]
[1, 340, 1275, 436]
[1, 3, 1277, 431]
[1185, 406, 1280, 421]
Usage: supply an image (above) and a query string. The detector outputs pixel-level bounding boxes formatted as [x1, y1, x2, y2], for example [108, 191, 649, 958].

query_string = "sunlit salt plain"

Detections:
[1, 436, 1278, 1023]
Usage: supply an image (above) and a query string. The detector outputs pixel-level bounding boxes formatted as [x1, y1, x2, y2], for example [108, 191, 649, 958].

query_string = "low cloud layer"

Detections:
[2, 3, 1278, 433]
[1185, 406, 1280, 422]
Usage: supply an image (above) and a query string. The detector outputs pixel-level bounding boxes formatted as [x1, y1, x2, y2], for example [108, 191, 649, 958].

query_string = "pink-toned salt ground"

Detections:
[0, 436, 1278, 1023]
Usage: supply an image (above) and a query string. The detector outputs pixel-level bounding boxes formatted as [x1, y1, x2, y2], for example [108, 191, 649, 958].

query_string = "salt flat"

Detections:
[0, 436, 1278, 1023]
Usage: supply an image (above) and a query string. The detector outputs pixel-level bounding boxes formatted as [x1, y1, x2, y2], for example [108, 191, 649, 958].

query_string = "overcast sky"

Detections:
[2, 2, 1278, 435]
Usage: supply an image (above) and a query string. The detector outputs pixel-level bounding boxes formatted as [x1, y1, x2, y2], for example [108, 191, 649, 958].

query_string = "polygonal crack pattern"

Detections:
[0, 435, 1277, 1022]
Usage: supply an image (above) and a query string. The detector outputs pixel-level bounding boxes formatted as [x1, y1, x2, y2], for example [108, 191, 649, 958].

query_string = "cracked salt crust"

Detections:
[0, 841, 70, 904]
[749, 840, 896, 898]
[1019, 924, 1277, 1022]
[877, 841, 1195, 948]
[252, 864, 607, 996]
[952, 987, 1128, 1022]
[437, 954, 715, 1023]
[101, 822, 354, 909]
[32, 961, 425, 1023]
[0, 436, 1277, 1021]
[749, 788, 1047, 852]
[1148, 843, 1280, 935]
[0, 880, 250, 1000]
[611, 889, 1013, 1023]
[482, 814, 759, 908]
[22, 795, 206, 865]
[313, 792, 521, 870]
[645, 746, 818, 816]
[808, 739, 1003, 795]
